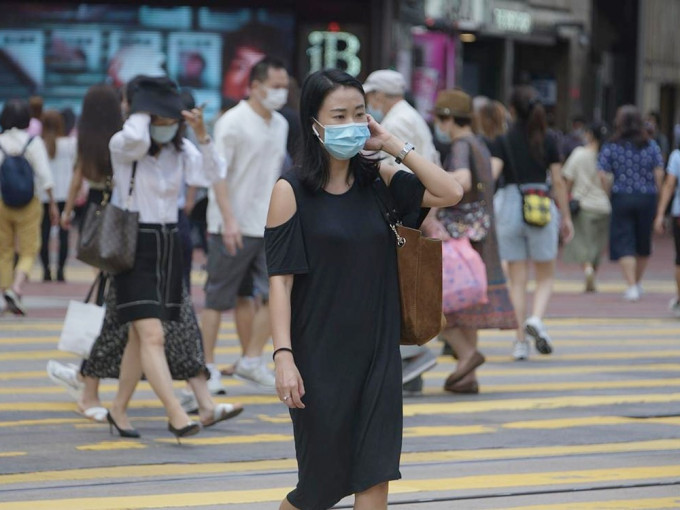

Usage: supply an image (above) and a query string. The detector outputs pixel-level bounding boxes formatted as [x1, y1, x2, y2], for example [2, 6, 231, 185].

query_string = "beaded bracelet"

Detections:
[272, 347, 293, 361]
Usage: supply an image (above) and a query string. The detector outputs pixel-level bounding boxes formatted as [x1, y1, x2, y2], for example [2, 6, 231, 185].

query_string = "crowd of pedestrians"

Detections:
[1, 56, 679, 510]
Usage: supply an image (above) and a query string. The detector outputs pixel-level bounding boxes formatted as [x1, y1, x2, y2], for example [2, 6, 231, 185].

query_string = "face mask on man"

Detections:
[261, 87, 288, 111]
[367, 104, 385, 123]
[150, 123, 179, 145]
[434, 123, 452, 144]
[312, 118, 370, 160]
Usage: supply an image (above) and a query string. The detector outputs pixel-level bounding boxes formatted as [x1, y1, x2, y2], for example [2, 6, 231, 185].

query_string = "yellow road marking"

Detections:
[1, 465, 679, 509]
[502, 415, 680, 429]
[498, 497, 680, 509]
[0, 371, 51, 381]
[402, 393, 680, 417]
[2, 330, 680, 345]
[4, 439, 680, 487]
[0, 452, 25, 458]
[0, 418, 85, 428]
[425, 363, 680, 378]
[424, 378, 680, 394]
[154, 433, 292, 445]
[0, 322, 236, 331]
[77, 441, 147, 451]
[0, 378, 245, 395]
[2, 393, 679, 415]
[5, 347, 679, 362]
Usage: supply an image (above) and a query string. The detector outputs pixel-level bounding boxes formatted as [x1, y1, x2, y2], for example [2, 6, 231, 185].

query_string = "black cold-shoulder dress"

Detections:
[265, 169, 426, 510]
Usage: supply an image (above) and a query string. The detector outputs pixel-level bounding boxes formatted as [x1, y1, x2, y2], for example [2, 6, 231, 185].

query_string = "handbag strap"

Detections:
[457, 137, 485, 204]
[371, 176, 406, 247]
[84, 272, 107, 306]
[126, 161, 138, 210]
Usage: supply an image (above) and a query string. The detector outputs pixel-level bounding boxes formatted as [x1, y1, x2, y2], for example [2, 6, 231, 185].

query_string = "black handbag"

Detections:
[77, 163, 139, 275]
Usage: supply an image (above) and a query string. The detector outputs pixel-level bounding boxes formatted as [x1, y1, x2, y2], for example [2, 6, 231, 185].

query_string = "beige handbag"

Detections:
[77, 163, 139, 275]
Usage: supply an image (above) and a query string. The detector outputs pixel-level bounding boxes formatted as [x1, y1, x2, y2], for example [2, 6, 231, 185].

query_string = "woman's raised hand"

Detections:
[363, 114, 393, 153]
[181, 108, 208, 143]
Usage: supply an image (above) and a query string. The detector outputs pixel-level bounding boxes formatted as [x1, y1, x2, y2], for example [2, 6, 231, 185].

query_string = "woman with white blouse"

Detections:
[0, 99, 59, 315]
[105, 77, 229, 441]
[39, 110, 76, 282]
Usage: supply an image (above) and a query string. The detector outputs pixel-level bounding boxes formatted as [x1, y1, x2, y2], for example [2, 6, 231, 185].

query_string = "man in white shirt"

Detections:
[364, 69, 440, 168]
[364, 69, 440, 393]
[203, 57, 289, 390]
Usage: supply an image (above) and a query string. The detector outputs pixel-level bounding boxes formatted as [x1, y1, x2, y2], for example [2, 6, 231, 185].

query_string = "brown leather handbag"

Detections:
[373, 178, 445, 346]
[77, 163, 139, 275]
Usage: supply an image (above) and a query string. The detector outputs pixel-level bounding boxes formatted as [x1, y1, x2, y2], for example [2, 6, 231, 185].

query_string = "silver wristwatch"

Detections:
[394, 142, 415, 165]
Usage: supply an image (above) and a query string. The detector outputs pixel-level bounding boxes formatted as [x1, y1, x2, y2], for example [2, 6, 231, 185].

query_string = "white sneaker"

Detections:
[623, 285, 641, 302]
[178, 389, 199, 414]
[669, 297, 680, 318]
[636, 283, 644, 296]
[234, 358, 276, 388]
[46, 360, 84, 400]
[206, 364, 226, 395]
[524, 316, 554, 355]
[512, 341, 530, 361]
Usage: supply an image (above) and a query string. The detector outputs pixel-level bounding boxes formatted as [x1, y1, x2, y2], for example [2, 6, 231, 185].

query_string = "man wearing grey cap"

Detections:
[364, 69, 439, 393]
[364, 69, 440, 169]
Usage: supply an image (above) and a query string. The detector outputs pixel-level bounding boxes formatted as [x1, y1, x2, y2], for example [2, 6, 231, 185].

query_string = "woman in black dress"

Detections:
[265, 70, 463, 510]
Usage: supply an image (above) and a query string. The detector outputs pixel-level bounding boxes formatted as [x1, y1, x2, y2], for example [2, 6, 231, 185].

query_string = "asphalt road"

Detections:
[0, 235, 679, 509]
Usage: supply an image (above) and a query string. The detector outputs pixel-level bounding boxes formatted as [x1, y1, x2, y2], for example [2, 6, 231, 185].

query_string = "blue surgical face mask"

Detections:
[367, 105, 384, 123]
[434, 123, 452, 144]
[150, 123, 179, 145]
[312, 119, 370, 160]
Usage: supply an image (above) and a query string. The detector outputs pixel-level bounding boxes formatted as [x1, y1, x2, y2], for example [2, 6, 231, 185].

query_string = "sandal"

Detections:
[77, 406, 108, 423]
[201, 403, 243, 428]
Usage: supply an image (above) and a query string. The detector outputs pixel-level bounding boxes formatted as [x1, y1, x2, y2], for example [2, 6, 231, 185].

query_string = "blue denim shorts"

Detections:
[494, 185, 560, 262]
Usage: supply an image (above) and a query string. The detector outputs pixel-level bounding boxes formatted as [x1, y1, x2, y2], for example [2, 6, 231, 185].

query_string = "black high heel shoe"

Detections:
[168, 421, 200, 444]
[106, 411, 140, 438]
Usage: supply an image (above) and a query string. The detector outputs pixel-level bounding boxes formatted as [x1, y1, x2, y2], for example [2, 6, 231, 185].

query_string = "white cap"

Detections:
[363, 70, 407, 95]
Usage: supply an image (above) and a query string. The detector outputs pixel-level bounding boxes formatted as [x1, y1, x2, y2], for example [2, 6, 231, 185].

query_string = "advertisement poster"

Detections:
[167, 32, 222, 91]
[410, 31, 456, 120]
[108, 31, 164, 88]
[0, 30, 44, 95]
[47, 29, 101, 74]
[0, 3, 295, 118]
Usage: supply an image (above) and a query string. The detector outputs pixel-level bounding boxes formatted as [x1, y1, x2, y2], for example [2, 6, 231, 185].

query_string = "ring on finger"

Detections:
[282, 395, 290, 401]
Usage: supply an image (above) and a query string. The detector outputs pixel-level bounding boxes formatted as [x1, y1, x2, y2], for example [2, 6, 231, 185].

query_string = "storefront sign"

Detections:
[307, 30, 362, 77]
[493, 7, 532, 34]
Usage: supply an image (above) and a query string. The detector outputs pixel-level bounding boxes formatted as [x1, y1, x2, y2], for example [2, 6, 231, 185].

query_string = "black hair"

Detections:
[60, 107, 76, 134]
[0, 99, 31, 131]
[249, 56, 287, 85]
[297, 69, 379, 192]
[587, 121, 609, 147]
[613, 105, 649, 147]
[453, 116, 472, 128]
[510, 85, 547, 164]
[647, 111, 661, 125]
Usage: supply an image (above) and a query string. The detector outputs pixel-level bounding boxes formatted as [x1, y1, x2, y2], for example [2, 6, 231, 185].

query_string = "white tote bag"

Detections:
[58, 274, 106, 358]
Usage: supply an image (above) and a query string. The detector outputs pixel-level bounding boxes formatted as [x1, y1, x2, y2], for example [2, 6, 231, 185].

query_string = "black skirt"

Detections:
[114, 223, 182, 323]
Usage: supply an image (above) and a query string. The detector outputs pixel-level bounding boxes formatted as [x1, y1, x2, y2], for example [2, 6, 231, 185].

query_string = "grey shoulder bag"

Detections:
[77, 163, 139, 274]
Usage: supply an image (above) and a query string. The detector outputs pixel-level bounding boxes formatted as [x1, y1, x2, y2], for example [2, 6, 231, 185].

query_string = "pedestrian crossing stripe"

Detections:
[6, 377, 680, 400]
[499, 497, 680, 509]
[1, 465, 679, 509]
[3, 347, 680, 363]
[0, 317, 675, 332]
[2, 439, 678, 487]
[0, 452, 25, 458]
[1, 392, 679, 415]
[4, 362, 678, 383]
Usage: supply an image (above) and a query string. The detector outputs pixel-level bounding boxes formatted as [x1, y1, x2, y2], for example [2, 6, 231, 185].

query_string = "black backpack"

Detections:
[0, 137, 35, 208]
